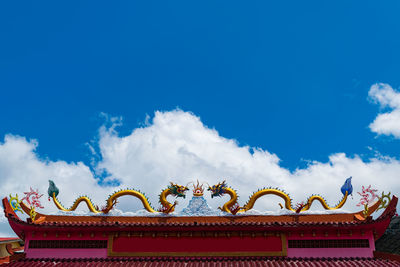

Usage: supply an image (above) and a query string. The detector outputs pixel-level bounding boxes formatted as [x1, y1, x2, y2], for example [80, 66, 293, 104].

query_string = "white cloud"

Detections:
[96, 110, 400, 213]
[1, 109, 400, 237]
[369, 83, 400, 138]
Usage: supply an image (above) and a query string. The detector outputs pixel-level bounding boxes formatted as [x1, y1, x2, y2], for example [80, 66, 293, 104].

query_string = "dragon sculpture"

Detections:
[48, 180, 188, 214]
[208, 177, 353, 214]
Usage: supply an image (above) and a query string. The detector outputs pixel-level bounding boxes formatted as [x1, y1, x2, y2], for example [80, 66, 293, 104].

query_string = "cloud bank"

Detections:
[95, 110, 400, 213]
[1, 86, 400, 236]
[369, 83, 400, 138]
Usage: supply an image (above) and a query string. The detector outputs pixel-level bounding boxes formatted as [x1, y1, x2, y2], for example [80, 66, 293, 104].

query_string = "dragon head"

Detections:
[168, 182, 189, 198]
[208, 180, 227, 198]
[48, 180, 59, 199]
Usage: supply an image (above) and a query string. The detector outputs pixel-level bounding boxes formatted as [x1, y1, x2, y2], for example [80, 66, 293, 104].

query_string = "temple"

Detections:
[1, 178, 399, 266]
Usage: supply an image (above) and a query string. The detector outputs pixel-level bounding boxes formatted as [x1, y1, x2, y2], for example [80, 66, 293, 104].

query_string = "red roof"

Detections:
[2, 257, 400, 266]
[4, 195, 397, 229]
[4, 196, 396, 229]
[7, 214, 391, 228]
[3, 196, 397, 242]
[6, 196, 385, 224]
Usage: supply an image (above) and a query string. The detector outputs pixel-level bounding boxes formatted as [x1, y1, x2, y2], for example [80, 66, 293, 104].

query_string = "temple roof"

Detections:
[3, 196, 398, 233]
[5, 213, 395, 228]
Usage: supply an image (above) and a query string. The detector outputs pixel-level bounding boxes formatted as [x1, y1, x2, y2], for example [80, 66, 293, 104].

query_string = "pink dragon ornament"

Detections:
[21, 187, 44, 221]
[357, 185, 378, 217]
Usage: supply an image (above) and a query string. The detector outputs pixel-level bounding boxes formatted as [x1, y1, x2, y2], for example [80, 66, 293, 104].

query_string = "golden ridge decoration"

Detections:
[208, 180, 350, 214]
[377, 191, 392, 211]
[8, 194, 23, 213]
[47, 180, 188, 214]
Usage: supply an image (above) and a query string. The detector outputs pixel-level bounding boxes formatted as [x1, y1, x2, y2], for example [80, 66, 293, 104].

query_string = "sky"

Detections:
[1, 2, 400, 236]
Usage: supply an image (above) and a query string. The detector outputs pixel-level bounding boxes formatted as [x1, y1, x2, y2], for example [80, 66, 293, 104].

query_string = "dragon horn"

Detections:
[202, 181, 210, 188]
[186, 181, 194, 187]
[217, 180, 226, 187]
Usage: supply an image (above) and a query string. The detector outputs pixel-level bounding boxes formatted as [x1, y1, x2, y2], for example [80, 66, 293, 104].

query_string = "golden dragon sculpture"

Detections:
[47, 180, 189, 214]
[208, 177, 352, 214]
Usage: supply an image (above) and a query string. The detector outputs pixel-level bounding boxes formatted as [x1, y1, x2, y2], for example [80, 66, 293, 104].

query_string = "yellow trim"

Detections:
[107, 234, 114, 256]
[109, 251, 286, 257]
[281, 233, 287, 256]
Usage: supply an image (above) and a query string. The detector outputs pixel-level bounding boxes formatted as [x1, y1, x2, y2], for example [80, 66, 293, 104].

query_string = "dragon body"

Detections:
[208, 177, 352, 214]
[209, 185, 239, 213]
[48, 180, 188, 214]
[157, 183, 189, 213]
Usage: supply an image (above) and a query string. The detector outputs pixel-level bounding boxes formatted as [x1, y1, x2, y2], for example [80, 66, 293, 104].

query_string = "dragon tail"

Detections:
[300, 191, 349, 212]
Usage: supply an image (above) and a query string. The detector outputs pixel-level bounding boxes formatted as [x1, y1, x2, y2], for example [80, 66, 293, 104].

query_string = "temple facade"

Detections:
[1, 179, 399, 266]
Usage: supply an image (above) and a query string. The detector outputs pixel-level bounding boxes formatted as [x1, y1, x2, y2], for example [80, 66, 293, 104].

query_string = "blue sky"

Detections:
[1, 1, 400, 170]
[1, 1, 400, 235]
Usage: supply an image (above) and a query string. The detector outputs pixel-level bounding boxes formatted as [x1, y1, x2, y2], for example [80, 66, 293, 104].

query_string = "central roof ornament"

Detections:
[191, 180, 205, 197]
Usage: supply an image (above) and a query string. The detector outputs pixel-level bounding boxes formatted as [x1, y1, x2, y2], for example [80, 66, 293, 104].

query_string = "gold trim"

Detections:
[108, 232, 287, 257]
[281, 233, 287, 256]
[109, 251, 286, 257]
[108, 234, 113, 256]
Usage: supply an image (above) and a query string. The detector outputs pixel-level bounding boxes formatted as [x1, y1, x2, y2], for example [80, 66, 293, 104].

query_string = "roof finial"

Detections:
[193, 180, 204, 197]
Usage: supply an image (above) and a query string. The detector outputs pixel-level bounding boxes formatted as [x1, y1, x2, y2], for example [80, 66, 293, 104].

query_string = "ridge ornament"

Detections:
[47, 180, 188, 214]
[208, 178, 352, 214]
